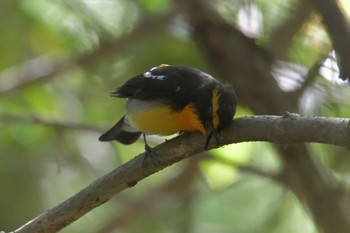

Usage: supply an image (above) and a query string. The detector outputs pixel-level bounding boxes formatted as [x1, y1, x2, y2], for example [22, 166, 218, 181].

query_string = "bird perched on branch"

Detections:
[99, 64, 237, 152]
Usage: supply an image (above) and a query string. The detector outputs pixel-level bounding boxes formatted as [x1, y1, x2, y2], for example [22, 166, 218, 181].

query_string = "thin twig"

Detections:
[291, 53, 330, 99]
[238, 165, 281, 182]
[0, 114, 102, 132]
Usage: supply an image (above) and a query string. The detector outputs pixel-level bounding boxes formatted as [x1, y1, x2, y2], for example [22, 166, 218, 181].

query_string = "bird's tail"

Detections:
[99, 116, 141, 145]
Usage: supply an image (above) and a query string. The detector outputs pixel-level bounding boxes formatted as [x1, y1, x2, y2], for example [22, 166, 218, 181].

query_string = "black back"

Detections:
[111, 66, 219, 111]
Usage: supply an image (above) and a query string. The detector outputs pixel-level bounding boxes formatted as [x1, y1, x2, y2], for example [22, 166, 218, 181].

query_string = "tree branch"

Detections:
[309, 0, 350, 81]
[0, 11, 176, 94]
[174, 1, 350, 232]
[267, 0, 313, 60]
[291, 53, 329, 99]
[11, 115, 350, 233]
[96, 159, 199, 233]
[279, 144, 350, 233]
[0, 114, 102, 132]
[175, 0, 295, 114]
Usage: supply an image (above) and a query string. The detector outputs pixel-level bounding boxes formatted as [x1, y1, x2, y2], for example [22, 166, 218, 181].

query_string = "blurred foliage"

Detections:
[0, 0, 349, 233]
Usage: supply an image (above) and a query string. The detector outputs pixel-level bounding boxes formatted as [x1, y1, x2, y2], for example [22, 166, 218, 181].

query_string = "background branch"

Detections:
[12, 115, 350, 233]
[267, 0, 313, 60]
[174, 1, 350, 232]
[175, 0, 295, 113]
[0, 11, 176, 94]
[291, 53, 329, 99]
[2, 1, 350, 232]
[309, 0, 350, 81]
[0, 114, 102, 132]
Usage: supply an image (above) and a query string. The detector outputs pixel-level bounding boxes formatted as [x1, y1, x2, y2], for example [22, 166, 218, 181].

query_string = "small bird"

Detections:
[99, 65, 237, 150]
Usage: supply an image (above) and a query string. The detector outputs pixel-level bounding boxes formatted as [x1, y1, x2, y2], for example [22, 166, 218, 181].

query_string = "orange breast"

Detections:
[126, 103, 205, 135]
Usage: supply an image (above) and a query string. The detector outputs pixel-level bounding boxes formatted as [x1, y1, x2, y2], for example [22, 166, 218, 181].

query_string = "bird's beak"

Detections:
[205, 122, 220, 150]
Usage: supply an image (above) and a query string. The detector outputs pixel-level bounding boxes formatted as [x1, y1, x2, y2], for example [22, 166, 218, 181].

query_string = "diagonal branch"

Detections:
[12, 115, 350, 233]
[267, 0, 313, 60]
[0, 11, 176, 94]
[96, 159, 199, 233]
[291, 52, 329, 99]
[309, 0, 350, 81]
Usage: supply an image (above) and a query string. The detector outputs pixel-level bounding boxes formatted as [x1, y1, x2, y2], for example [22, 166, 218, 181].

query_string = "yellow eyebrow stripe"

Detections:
[212, 87, 219, 128]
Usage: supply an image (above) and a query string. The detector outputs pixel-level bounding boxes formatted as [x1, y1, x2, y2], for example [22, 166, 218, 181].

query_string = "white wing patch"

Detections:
[144, 70, 166, 80]
[152, 75, 166, 80]
[143, 71, 153, 78]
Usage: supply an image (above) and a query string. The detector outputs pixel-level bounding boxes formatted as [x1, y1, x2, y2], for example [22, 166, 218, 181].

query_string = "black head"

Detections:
[204, 84, 237, 149]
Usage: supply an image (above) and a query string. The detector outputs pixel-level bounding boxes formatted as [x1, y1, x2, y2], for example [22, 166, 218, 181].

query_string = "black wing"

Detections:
[110, 65, 218, 100]
[111, 65, 183, 100]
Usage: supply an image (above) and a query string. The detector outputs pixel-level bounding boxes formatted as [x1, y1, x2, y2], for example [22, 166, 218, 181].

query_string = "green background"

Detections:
[1, 0, 350, 232]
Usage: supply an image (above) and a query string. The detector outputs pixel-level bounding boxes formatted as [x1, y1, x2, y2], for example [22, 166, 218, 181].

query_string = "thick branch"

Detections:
[12, 115, 350, 233]
[96, 159, 199, 233]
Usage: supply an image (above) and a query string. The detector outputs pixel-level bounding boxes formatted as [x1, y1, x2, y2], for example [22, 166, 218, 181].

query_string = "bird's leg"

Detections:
[143, 133, 156, 166]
